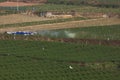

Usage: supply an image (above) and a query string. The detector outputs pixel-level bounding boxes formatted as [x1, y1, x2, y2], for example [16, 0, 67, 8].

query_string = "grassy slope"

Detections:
[0, 40, 120, 80]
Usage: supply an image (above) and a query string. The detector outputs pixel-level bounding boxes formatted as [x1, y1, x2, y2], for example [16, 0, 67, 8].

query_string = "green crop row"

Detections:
[40, 24, 120, 40]
[0, 40, 120, 62]
[0, 55, 120, 80]
[0, 40, 120, 80]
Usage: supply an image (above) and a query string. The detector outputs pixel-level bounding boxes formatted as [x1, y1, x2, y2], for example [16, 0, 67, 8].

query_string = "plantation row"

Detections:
[0, 40, 120, 62]
[0, 40, 120, 80]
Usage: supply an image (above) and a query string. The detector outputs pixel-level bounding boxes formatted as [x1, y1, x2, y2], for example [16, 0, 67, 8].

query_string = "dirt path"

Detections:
[0, 18, 120, 33]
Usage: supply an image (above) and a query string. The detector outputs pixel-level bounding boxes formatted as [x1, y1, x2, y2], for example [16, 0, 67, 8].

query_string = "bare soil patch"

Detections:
[0, 1, 38, 7]
[0, 18, 119, 33]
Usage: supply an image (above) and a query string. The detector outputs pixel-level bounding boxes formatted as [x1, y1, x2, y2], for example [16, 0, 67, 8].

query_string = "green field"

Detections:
[1, 4, 120, 14]
[0, 40, 120, 62]
[0, 40, 120, 80]
[0, 1, 120, 79]
[0, 0, 6, 2]
[37, 25, 120, 40]
[47, 0, 120, 7]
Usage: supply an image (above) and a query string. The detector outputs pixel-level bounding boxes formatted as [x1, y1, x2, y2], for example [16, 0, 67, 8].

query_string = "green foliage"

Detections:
[0, 10, 17, 16]
[0, 40, 120, 62]
[0, 0, 6, 2]
[44, 25, 120, 40]
[74, 25, 120, 40]
[1, 4, 120, 14]
[47, 0, 120, 8]
[0, 40, 120, 80]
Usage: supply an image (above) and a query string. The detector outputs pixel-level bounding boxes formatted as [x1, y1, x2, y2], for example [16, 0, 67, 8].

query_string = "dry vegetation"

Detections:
[0, 14, 55, 25]
[0, 1, 38, 7]
[0, 17, 120, 33]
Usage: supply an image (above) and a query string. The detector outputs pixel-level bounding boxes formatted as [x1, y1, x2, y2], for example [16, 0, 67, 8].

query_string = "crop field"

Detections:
[0, 40, 120, 80]
[0, 0, 120, 80]
[37, 24, 120, 40]
[49, 0, 120, 5]
[95, 0, 120, 4]
[1, 4, 120, 14]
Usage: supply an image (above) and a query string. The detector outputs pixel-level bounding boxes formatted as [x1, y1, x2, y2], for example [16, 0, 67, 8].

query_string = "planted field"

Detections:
[47, 0, 120, 6]
[37, 24, 120, 40]
[1, 4, 120, 13]
[0, 40, 120, 80]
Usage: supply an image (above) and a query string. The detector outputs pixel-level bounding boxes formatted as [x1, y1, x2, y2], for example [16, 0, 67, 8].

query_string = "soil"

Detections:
[0, 1, 38, 7]
[0, 14, 54, 25]
[0, 18, 120, 33]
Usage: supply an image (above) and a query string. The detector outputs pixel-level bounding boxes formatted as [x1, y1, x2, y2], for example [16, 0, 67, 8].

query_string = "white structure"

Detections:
[69, 66, 73, 69]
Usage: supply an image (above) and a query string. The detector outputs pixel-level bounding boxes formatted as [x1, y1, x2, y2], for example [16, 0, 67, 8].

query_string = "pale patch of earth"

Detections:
[0, 14, 54, 25]
[0, 18, 120, 33]
[0, 1, 38, 7]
